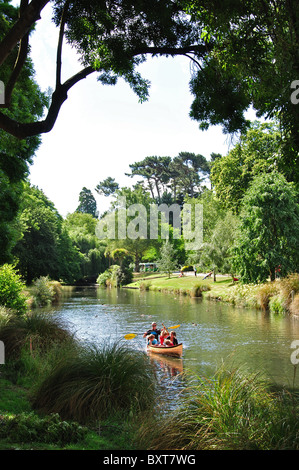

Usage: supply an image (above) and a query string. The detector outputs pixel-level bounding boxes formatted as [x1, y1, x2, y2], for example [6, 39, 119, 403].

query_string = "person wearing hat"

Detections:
[143, 322, 161, 342]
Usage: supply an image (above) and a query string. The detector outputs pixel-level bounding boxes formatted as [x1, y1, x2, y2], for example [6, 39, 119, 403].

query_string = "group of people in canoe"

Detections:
[143, 322, 178, 348]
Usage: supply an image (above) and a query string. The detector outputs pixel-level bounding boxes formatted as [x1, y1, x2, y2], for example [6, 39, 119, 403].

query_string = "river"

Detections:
[45, 285, 299, 396]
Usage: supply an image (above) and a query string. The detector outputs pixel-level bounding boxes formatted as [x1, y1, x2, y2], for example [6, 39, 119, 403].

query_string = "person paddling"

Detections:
[143, 322, 161, 342]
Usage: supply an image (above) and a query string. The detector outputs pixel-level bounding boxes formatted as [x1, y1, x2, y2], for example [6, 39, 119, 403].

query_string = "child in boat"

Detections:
[167, 331, 178, 345]
[164, 339, 174, 347]
[160, 327, 169, 345]
[147, 334, 158, 346]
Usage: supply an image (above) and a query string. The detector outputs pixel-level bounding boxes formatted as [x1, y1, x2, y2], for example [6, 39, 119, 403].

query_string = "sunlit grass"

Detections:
[137, 364, 299, 450]
[32, 341, 158, 424]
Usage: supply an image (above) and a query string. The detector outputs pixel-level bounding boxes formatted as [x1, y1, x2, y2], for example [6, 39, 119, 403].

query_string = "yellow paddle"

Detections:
[124, 324, 181, 340]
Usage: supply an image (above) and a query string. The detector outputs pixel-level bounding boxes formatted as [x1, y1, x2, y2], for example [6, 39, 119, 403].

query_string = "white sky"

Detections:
[25, 3, 238, 217]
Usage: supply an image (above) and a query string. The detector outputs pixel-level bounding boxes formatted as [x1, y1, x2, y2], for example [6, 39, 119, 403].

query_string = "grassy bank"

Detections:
[126, 272, 299, 314]
[138, 364, 299, 450]
[0, 376, 137, 450]
[1, 307, 299, 450]
[0, 310, 155, 450]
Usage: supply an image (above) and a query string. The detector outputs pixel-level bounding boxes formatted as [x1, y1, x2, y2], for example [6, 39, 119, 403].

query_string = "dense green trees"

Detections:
[63, 212, 108, 281]
[12, 184, 106, 284]
[0, 0, 48, 263]
[0, 1, 298, 286]
[233, 171, 299, 283]
[210, 122, 285, 213]
[188, 0, 299, 180]
[126, 153, 211, 203]
[13, 184, 81, 284]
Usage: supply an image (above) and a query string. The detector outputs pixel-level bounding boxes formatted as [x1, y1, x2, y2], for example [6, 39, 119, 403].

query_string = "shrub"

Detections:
[97, 270, 111, 286]
[31, 276, 55, 307]
[48, 280, 63, 303]
[0, 412, 88, 445]
[138, 365, 299, 450]
[0, 306, 12, 327]
[32, 342, 157, 424]
[97, 265, 133, 287]
[139, 281, 151, 291]
[0, 264, 28, 315]
[191, 283, 211, 297]
[115, 265, 133, 286]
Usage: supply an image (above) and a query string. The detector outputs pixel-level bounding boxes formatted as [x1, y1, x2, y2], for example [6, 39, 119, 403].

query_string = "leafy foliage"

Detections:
[0, 264, 27, 314]
[76, 187, 97, 217]
[0, 412, 88, 445]
[233, 171, 299, 283]
[13, 184, 81, 284]
[157, 241, 179, 278]
[0, 0, 48, 261]
[188, 0, 299, 180]
[210, 121, 284, 213]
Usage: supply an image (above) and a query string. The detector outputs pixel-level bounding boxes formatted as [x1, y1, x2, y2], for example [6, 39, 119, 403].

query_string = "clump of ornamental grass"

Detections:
[256, 282, 279, 310]
[191, 283, 210, 298]
[137, 364, 299, 450]
[32, 341, 158, 424]
[0, 306, 13, 327]
[0, 312, 74, 360]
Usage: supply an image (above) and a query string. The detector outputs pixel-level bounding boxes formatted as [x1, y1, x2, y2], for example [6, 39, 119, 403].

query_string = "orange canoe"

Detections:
[147, 343, 183, 358]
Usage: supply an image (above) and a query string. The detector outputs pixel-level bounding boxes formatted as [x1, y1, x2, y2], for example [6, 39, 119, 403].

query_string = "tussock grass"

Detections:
[0, 312, 74, 360]
[137, 364, 299, 450]
[32, 341, 157, 424]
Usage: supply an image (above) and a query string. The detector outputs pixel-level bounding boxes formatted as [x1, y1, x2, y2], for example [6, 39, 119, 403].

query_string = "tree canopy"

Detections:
[233, 171, 299, 283]
[0, 0, 205, 138]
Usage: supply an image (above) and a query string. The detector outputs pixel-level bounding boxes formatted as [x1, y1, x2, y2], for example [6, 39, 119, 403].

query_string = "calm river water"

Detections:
[46, 286, 299, 396]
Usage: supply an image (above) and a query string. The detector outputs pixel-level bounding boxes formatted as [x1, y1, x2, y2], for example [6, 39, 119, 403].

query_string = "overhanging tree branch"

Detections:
[56, 0, 71, 88]
[0, 66, 95, 139]
[0, 0, 50, 66]
[0, 40, 209, 140]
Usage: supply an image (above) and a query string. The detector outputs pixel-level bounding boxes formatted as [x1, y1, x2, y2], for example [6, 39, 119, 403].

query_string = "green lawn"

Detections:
[127, 272, 236, 297]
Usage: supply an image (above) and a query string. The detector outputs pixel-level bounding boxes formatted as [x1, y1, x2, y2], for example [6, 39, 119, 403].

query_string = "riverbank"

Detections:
[1, 275, 299, 450]
[126, 272, 299, 314]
